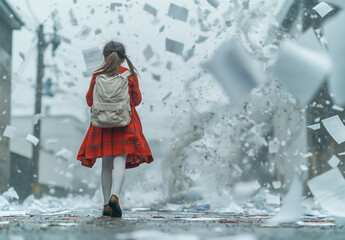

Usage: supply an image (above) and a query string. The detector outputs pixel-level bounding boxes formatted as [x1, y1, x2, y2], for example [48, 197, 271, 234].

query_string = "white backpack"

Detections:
[91, 70, 133, 128]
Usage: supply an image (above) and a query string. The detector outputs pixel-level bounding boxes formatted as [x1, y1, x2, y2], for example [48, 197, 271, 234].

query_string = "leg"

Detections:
[111, 153, 127, 197]
[101, 155, 114, 205]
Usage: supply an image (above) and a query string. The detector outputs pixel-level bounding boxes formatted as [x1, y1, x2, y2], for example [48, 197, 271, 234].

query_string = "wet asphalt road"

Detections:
[0, 209, 344, 240]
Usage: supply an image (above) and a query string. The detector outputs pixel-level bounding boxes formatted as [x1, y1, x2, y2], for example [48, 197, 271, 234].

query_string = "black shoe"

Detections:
[109, 194, 122, 218]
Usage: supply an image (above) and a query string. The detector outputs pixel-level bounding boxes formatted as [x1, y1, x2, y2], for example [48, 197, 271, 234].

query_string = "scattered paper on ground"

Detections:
[307, 168, 345, 219]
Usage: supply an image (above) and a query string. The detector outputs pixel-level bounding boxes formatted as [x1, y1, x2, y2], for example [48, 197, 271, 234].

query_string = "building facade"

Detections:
[0, 0, 24, 192]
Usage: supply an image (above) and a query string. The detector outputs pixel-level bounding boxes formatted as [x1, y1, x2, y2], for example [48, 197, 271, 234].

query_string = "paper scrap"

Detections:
[207, 0, 220, 8]
[272, 181, 282, 189]
[272, 41, 331, 105]
[26, 134, 39, 146]
[55, 148, 73, 161]
[321, 115, 345, 144]
[110, 2, 122, 11]
[167, 3, 188, 22]
[143, 45, 154, 61]
[307, 123, 320, 130]
[313, 2, 333, 18]
[307, 168, 345, 219]
[269, 138, 280, 154]
[332, 105, 344, 112]
[165, 38, 184, 55]
[3, 125, 17, 139]
[328, 155, 340, 168]
[143, 3, 157, 17]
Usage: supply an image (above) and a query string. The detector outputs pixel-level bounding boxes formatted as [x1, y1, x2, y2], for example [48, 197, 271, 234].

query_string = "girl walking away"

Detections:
[77, 41, 154, 218]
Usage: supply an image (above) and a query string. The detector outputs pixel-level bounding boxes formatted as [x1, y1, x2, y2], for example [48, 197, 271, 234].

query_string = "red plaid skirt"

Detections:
[77, 66, 154, 169]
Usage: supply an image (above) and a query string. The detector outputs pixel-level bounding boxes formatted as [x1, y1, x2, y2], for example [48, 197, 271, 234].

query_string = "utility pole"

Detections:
[32, 24, 47, 197]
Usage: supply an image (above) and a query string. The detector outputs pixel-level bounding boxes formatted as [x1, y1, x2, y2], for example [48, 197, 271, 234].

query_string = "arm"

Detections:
[130, 73, 142, 107]
[86, 75, 96, 107]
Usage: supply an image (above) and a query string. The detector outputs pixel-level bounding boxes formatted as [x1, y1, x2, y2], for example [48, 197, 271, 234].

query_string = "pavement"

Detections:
[0, 208, 344, 240]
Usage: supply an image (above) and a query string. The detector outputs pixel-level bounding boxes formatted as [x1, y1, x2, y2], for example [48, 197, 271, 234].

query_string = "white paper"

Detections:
[200, 39, 264, 104]
[165, 38, 184, 55]
[328, 155, 340, 168]
[269, 138, 280, 154]
[307, 168, 345, 218]
[313, 2, 333, 18]
[272, 181, 282, 189]
[272, 41, 331, 105]
[321, 115, 345, 144]
[300, 165, 309, 171]
[143, 3, 157, 17]
[55, 148, 73, 161]
[266, 193, 280, 205]
[207, 0, 220, 8]
[2, 187, 19, 200]
[266, 177, 303, 224]
[167, 3, 188, 22]
[82, 47, 103, 71]
[307, 123, 320, 130]
[233, 181, 260, 201]
[332, 105, 344, 112]
[143, 45, 154, 61]
[0, 210, 27, 217]
[26, 134, 39, 146]
[3, 125, 17, 139]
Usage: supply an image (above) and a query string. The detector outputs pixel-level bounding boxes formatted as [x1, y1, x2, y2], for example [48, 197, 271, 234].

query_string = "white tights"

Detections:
[101, 153, 127, 205]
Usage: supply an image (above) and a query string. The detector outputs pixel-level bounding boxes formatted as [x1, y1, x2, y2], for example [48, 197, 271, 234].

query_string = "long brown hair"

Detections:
[93, 41, 137, 80]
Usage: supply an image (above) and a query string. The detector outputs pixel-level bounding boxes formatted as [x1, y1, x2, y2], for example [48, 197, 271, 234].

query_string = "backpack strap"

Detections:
[120, 69, 137, 78]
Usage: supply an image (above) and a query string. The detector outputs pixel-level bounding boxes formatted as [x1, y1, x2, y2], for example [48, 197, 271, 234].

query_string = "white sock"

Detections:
[101, 155, 113, 205]
[111, 153, 127, 197]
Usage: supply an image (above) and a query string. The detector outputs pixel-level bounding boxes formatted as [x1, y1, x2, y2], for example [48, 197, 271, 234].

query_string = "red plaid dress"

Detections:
[77, 66, 154, 169]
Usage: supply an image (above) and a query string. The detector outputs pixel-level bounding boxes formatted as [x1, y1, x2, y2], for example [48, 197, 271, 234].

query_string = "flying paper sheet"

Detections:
[110, 2, 122, 11]
[207, 0, 220, 8]
[167, 3, 188, 22]
[26, 134, 39, 146]
[272, 41, 331, 105]
[165, 38, 184, 55]
[307, 123, 320, 130]
[269, 139, 280, 154]
[321, 115, 345, 144]
[82, 47, 103, 71]
[332, 105, 344, 112]
[266, 192, 280, 205]
[307, 168, 345, 218]
[143, 3, 157, 17]
[266, 177, 303, 224]
[324, 11, 345, 105]
[200, 39, 263, 104]
[313, 2, 333, 17]
[55, 148, 73, 161]
[143, 45, 154, 61]
[272, 181, 282, 189]
[3, 125, 17, 139]
[328, 155, 340, 168]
